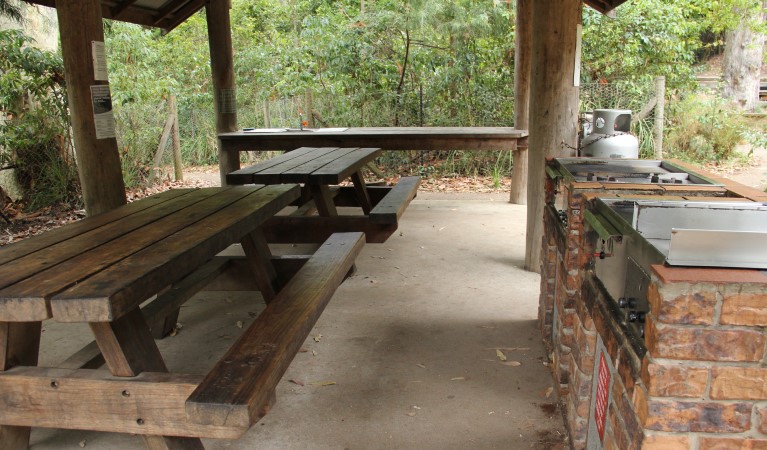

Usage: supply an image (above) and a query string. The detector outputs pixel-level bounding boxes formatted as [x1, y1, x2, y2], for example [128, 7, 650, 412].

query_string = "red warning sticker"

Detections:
[594, 352, 610, 442]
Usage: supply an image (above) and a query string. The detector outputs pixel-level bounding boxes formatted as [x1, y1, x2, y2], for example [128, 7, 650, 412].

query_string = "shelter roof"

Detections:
[585, 0, 630, 14]
[23, 0, 206, 32]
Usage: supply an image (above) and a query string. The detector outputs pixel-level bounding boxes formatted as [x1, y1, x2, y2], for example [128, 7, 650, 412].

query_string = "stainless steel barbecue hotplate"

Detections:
[555, 157, 722, 185]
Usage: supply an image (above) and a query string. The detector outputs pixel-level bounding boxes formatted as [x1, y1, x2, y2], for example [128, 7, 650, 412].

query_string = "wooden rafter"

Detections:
[583, 0, 630, 14]
[21, 0, 209, 32]
[110, 0, 139, 19]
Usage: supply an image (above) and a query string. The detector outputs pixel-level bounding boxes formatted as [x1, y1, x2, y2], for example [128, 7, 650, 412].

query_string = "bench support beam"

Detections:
[0, 367, 246, 439]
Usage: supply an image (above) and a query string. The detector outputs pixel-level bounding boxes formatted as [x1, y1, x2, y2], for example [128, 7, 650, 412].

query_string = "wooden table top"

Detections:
[219, 126, 528, 152]
[0, 185, 300, 323]
[227, 147, 383, 185]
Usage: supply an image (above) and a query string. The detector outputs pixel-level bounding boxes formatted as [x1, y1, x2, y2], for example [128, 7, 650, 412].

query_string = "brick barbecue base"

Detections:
[540, 158, 767, 449]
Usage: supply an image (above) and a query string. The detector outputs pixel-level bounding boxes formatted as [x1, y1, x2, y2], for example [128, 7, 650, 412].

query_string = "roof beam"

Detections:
[158, 0, 207, 30]
[110, 0, 140, 19]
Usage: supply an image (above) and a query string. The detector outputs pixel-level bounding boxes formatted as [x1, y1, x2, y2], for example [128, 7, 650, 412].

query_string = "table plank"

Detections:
[0, 189, 193, 266]
[0, 188, 226, 292]
[0, 188, 262, 322]
[219, 127, 527, 152]
[226, 147, 318, 184]
[50, 184, 301, 322]
[248, 147, 340, 184]
[308, 148, 382, 185]
[279, 147, 362, 183]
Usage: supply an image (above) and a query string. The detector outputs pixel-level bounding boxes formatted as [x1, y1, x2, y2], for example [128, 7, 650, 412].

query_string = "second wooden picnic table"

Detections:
[228, 147, 421, 244]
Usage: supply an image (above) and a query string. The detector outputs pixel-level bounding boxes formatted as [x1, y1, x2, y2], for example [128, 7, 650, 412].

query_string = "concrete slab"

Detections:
[30, 194, 567, 449]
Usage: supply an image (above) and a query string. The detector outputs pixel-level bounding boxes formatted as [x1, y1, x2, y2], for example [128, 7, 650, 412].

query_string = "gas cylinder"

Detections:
[580, 109, 639, 158]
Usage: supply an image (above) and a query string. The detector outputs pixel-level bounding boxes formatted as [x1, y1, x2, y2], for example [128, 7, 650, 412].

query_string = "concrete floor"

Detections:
[31, 192, 568, 449]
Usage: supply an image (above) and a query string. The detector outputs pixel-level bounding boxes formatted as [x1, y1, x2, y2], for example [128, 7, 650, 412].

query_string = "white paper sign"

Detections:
[92, 41, 108, 81]
[90, 85, 116, 139]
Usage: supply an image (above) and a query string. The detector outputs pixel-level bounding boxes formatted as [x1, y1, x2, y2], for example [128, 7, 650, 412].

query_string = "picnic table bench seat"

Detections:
[186, 232, 364, 428]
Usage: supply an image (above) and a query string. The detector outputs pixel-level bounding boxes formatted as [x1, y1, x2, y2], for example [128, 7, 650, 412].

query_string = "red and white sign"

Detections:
[594, 353, 611, 442]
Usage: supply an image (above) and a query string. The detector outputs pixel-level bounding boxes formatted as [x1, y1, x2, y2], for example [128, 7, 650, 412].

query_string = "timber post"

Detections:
[510, 0, 532, 205]
[524, 0, 581, 272]
[57, 0, 126, 216]
[207, 0, 239, 185]
[170, 95, 183, 181]
[653, 75, 665, 159]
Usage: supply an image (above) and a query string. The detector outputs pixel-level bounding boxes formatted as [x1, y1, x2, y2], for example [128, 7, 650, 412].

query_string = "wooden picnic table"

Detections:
[227, 147, 421, 244]
[217, 126, 529, 184]
[0, 185, 365, 449]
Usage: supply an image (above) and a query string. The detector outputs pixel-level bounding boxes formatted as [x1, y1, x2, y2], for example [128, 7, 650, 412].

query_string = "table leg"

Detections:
[0, 321, 42, 450]
[350, 170, 373, 215]
[309, 184, 338, 217]
[90, 308, 204, 449]
[241, 228, 279, 303]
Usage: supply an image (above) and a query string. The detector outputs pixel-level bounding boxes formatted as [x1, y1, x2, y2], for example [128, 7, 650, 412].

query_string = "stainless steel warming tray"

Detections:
[585, 198, 767, 345]
[588, 198, 767, 269]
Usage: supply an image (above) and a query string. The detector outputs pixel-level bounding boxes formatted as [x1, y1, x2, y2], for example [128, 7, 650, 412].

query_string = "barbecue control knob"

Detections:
[650, 174, 659, 183]
[587, 172, 595, 181]
[628, 311, 646, 323]
[618, 297, 637, 309]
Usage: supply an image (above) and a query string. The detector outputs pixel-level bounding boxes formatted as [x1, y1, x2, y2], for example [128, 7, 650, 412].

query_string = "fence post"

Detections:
[263, 100, 271, 128]
[305, 89, 315, 128]
[170, 94, 183, 181]
[654, 76, 665, 159]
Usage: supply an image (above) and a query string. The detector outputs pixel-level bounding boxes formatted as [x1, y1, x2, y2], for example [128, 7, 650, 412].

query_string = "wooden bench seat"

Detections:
[369, 176, 421, 224]
[185, 232, 365, 428]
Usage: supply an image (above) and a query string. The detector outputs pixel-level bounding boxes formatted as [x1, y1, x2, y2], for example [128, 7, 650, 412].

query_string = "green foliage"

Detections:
[581, 0, 705, 88]
[665, 95, 747, 164]
[0, 0, 23, 24]
[0, 28, 77, 209]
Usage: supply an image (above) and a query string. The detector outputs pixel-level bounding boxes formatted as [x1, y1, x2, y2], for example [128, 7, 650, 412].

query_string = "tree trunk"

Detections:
[722, 1, 766, 111]
[510, 0, 532, 205]
[524, 0, 581, 272]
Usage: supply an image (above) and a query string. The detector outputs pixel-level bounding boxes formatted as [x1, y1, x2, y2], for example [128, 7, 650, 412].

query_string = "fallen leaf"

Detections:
[248, 311, 258, 317]
[416, 363, 426, 369]
[406, 412, 417, 417]
[501, 361, 522, 367]
[450, 377, 466, 381]
[479, 325, 496, 329]
[235, 320, 243, 329]
[310, 381, 337, 386]
[496, 349, 507, 361]
[298, 348, 309, 353]
[313, 334, 323, 342]
[288, 379, 305, 386]
[312, 349, 317, 356]
[545, 387, 554, 398]
[79, 440, 87, 448]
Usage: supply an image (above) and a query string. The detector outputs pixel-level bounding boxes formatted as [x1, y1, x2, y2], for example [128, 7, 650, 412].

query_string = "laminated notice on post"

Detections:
[90, 85, 116, 139]
[92, 41, 108, 81]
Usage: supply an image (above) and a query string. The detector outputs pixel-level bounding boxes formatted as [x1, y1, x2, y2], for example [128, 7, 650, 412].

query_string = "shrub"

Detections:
[665, 95, 746, 164]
